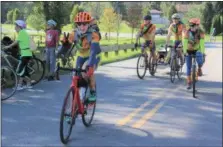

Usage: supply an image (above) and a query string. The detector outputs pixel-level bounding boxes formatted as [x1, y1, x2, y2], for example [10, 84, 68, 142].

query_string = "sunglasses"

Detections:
[76, 22, 88, 26]
[189, 24, 196, 28]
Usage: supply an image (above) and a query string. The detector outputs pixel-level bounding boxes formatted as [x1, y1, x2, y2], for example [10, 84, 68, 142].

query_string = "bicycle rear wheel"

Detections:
[1, 66, 18, 101]
[28, 57, 45, 85]
[170, 58, 176, 83]
[82, 84, 96, 127]
[136, 54, 147, 79]
[60, 86, 78, 144]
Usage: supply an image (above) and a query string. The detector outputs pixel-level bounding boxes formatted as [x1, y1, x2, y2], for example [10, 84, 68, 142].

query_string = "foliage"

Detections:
[201, 2, 215, 33]
[212, 14, 223, 35]
[126, 2, 143, 42]
[168, 5, 178, 21]
[6, 10, 14, 24]
[12, 8, 20, 23]
[142, 2, 151, 16]
[99, 8, 118, 40]
[26, 3, 46, 31]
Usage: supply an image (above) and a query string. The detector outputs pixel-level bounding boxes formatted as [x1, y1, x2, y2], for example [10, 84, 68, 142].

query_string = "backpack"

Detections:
[29, 36, 37, 51]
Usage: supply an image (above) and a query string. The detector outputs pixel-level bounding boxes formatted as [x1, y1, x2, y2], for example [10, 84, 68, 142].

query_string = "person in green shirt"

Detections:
[3, 20, 33, 90]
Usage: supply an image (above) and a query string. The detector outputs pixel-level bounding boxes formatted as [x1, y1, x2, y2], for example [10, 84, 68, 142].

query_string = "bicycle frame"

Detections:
[71, 76, 85, 116]
[1, 50, 36, 75]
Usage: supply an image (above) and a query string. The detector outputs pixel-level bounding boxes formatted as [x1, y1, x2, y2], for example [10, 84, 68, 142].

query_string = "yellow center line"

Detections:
[116, 98, 155, 126]
[132, 100, 166, 129]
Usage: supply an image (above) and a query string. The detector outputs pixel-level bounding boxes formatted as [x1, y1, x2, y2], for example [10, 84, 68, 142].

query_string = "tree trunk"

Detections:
[131, 27, 134, 43]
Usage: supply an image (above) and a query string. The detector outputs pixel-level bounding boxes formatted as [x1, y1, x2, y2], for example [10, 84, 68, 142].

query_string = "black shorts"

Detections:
[16, 56, 31, 77]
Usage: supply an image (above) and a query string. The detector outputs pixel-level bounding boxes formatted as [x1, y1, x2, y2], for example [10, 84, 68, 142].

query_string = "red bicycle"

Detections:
[56, 63, 96, 144]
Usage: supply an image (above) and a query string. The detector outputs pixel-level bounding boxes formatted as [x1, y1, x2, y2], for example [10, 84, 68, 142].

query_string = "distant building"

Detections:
[150, 9, 169, 26]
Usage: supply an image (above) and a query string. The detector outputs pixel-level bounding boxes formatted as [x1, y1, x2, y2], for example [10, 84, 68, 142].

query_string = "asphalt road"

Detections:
[1, 42, 222, 147]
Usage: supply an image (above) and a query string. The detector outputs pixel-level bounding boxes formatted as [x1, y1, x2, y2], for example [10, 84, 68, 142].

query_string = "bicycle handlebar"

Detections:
[56, 62, 87, 73]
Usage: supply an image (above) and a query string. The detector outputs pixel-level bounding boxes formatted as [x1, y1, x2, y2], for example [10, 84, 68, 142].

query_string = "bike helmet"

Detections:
[172, 13, 181, 20]
[47, 19, 57, 27]
[15, 20, 26, 29]
[74, 12, 92, 23]
[144, 15, 152, 20]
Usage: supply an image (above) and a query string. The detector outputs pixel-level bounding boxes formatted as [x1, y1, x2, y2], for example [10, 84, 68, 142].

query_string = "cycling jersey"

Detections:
[168, 22, 186, 41]
[140, 23, 156, 41]
[183, 28, 205, 54]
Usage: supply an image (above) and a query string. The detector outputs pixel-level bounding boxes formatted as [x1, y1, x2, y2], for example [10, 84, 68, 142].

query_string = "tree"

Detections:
[70, 5, 79, 24]
[142, 2, 151, 16]
[42, 1, 74, 33]
[126, 2, 143, 42]
[160, 2, 171, 17]
[184, 4, 203, 25]
[212, 14, 222, 35]
[26, 3, 46, 32]
[6, 10, 14, 24]
[99, 8, 118, 40]
[12, 8, 20, 23]
[201, 2, 215, 33]
[168, 5, 178, 21]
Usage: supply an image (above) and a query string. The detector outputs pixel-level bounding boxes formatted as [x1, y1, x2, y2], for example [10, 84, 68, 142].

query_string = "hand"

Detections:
[165, 44, 168, 50]
[86, 66, 94, 77]
[134, 43, 138, 48]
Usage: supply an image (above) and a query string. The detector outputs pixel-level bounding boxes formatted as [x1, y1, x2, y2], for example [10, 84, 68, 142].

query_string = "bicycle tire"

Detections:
[177, 57, 183, 80]
[170, 57, 176, 83]
[192, 64, 196, 98]
[82, 84, 96, 127]
[149, 55, 157, 76]
[29, 57, 45, 86]
[136, 54, 147, 79]
[60, 86, 77, 144]
[1, 66, 18, 101]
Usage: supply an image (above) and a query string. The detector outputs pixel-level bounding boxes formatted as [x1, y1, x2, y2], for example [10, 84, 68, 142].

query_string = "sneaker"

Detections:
[25, 84, 33, 89]
[14, 84, 24, 91]
[187, 84, 191, 90]
[48, 76, 54, 81]
[88, 90, 96, 102]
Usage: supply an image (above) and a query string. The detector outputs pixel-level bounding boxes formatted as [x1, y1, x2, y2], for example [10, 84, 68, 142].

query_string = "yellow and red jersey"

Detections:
[168, 22, 186, 41]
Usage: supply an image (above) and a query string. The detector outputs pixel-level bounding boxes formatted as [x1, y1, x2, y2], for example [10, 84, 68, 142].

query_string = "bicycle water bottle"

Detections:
[79, 87, 86, 101]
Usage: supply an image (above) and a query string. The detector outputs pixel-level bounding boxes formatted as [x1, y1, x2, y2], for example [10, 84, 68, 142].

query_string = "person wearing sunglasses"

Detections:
[67, 12, 101, 102]
[165, 13, 186, 67]
[135, 15, 157, 65]
[183, 18, 205, 89]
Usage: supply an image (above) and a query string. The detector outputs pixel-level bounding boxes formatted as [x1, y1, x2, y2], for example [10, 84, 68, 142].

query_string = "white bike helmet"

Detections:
[15, 20, 26, 29]
[47, 19, 57, 27]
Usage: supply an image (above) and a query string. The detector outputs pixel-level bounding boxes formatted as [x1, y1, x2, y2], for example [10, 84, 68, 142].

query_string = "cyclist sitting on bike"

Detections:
[165, 13, 186, 66]
[66, 12, 101, 102]
[3, 20, 33, 90]
[183, 18, 205, 89]
[135, 15, 157, 64]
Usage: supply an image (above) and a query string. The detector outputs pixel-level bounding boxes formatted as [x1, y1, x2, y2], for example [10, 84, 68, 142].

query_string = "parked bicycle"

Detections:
[1, 45, 45, 86]
[56, 62, 96, 144]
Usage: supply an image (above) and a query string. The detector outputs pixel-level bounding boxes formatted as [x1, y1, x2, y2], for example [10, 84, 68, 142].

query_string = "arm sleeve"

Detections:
[183, 31, 189, 54]
[88, 32, 101, 67]
[200, 33, 205, 54]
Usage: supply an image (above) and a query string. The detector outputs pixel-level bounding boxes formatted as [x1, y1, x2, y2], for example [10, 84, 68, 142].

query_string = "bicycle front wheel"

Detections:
[136, 54, 147, 79]
[60, 86, 77, 144]
[170, 58, 176, 83]
[192, 65, 196, 98]
[1, 66, 18, 101]
[82, 84, 96, 127]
